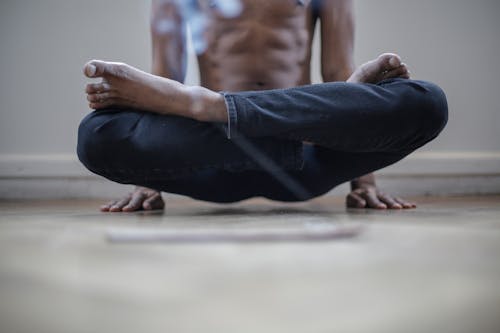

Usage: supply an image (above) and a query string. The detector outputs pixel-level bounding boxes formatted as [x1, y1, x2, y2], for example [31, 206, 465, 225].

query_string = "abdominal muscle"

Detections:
[196, 0, 316, 92]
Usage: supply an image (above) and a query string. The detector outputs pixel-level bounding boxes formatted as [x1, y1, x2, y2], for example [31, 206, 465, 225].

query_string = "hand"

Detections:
[100, 186, 165, 212]
[347, 174, 416, 209]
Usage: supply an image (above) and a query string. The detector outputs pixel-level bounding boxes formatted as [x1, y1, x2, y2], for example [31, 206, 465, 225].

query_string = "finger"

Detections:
[109, 195, 132, 212]
[346, 192, 366, 208]
[395, 197, 417, 209]
[122, 192, 147, 212]
[87, 92, 116, 103]
[361, 191, 387, 209]
[143, 193, 165, 210]
[86, 82, 111, 94]
[100, 200, 117, 212]
[378, 194, 403, 209]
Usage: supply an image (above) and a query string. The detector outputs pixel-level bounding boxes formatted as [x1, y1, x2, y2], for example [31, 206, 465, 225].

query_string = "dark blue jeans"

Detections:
[77, 78, 448, 203]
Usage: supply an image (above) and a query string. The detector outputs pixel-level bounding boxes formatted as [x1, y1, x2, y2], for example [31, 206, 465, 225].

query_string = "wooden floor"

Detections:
[0, 195, 499, 333]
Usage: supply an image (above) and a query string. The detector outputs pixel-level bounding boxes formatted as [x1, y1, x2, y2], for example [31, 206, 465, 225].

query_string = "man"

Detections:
[79, 0, 447, 211]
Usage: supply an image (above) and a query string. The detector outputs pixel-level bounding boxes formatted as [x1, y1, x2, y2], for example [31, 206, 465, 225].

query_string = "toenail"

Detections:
[87, 64, 97, 77]
[389, 57, 400, 67]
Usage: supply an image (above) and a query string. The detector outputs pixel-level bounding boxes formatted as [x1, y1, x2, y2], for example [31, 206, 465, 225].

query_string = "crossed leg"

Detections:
[83, 53, 410, 122]
[77, 109, 415, 203]
[78, 54, 447, 203]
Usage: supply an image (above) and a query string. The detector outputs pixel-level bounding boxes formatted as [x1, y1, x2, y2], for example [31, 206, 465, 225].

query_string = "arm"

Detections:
[319, 0, 415, 209]
[319, 0, 355, 82]
[151, 0, 187, 81]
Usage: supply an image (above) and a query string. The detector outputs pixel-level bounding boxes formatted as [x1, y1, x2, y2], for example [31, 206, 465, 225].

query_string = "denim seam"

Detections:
[220, 92, 238, 139]
[222, 92, 305, 170]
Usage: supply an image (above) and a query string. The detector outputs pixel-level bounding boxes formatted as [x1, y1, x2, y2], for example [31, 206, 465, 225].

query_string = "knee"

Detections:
[417, 81, 448, 138]
[397, 80, 448, 146]
[76, 111, 116, 173]
[77, 110, 197, 175]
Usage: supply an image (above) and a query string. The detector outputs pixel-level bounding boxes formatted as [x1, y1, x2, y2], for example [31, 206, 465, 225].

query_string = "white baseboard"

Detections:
[1, 152, 499, 199]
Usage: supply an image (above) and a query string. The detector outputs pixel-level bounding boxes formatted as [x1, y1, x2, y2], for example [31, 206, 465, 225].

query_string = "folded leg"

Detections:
[77, 77, 448, 202]
[128, 144, 411, 203]
[77, 108, 302, 194]
[222, 78, 448, 153]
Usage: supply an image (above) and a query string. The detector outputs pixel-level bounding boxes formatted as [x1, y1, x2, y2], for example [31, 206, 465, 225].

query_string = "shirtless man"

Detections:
[78, 0, 447, 211]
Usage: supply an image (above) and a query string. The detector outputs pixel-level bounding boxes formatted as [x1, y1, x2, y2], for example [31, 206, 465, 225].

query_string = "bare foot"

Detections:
[83, 60, 226, 121]
[347, 53, 410, 84]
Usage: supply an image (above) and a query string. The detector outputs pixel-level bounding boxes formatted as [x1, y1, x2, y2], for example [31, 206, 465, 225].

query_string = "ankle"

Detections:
[186, 86, 228, 123]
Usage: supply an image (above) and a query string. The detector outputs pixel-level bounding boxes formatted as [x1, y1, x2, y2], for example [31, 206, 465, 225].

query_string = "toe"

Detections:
[378, 53, 402, 71]
[83, 60, 101, 78]
[87, 92, 115, 103]
[399, 63, 410, 75]
[384, 64, 410, 79]
[83, 60, 112, 78]
[388, 56, 401, 68]
[400, 64, 411, 78]
[86, 82, 111, 94]
[89, 99, 117, 110]
[83, 60, 98, 78]
[84, 60, 130, 80]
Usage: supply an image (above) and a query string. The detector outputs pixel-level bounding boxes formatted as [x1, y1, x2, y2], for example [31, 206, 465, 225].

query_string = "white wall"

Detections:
[353, 0, 500, 152]
[0, 0, 499, 198]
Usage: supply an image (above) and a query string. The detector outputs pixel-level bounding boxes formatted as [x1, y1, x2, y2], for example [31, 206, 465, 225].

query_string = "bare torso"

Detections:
[197, 0, 317, 91]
